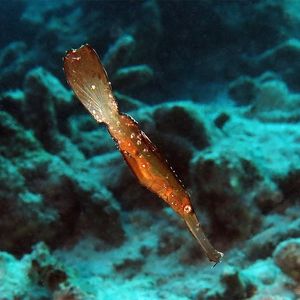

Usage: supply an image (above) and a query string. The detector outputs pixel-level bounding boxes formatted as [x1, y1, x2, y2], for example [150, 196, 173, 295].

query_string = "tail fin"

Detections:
[63, 44, 119, 124]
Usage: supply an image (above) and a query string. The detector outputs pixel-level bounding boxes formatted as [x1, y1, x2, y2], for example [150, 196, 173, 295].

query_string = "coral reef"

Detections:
[229, 72, 300, 122]
[1, 0, 300, 299]
[102, 33, 154, 102]
[0, 87, 124, 256]
[273, 238, 300, 282]
[254, 38, 300, 91]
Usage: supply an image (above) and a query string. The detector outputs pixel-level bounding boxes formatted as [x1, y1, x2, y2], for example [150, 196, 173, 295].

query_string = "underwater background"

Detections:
[0, 0, 300, 299]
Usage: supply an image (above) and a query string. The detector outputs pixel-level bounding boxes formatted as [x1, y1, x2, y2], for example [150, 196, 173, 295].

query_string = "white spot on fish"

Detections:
[95, 114, 100, 122]
[130, 133, 135, 139]
[183, 205, 192, 214]
[72, 55, 81, 61]
[91, 84, 96, 90]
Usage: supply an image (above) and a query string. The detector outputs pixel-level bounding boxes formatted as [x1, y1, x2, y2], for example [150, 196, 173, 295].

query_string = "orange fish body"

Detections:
[108, 113, 191, 217]
[63, 44, 223, 264]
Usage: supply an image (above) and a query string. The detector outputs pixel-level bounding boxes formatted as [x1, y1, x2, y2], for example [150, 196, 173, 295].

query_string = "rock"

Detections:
[0, 156, 59, 255]
[113, 258, 144, 279]
[220, 266, 256, 300]
[251, 77, 300, 113]
[0, 251, 30, 299]
[103, 34, 136, 74]
[273, 238, 300, 282]
[191, 151, 261, 240]
[228, 76, 258, 105]
[0, 148, 125, 255]
[246, 218, 300, 260]
[0, 41, 34, 90]
[134, 0, 162, 61]
[255, 39, 300, 90]
[23, 67, 58, 149]
[24, 67, 72, 109]
[153, 104, 210, 149]
[229, 73, 300, 122]
[67, 115, 115, 158]
[214, 112, 230, 129]
[19, 153, 125, 249]
[28, 243, 68, 292]
[0, 110, 41, 158]
[0, 155, 27, 200]
[0, 242, 84, 299]
[22, 67, 90, 162]
[26, 242, 85, 299]
[0, 89, 26, 123]
[102, 33, 155, 98]
[157, 229, 184, 256]
[112, 64, 154, 91]
[277, 169, 300, 201]
[254, 183, 283, 214]
[0, 110, 124, 255]
[23, 67, 74, 150]
[50, 134, 85, 165]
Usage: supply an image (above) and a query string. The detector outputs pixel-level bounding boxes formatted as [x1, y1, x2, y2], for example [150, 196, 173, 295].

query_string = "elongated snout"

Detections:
[184, 211, 223, 264]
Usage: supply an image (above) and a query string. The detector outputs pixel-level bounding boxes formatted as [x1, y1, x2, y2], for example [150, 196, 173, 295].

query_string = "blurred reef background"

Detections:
[0, 0, 300, 299]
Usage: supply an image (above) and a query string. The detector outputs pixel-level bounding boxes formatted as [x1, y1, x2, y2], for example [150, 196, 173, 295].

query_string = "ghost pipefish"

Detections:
[63, 44, 223, 264]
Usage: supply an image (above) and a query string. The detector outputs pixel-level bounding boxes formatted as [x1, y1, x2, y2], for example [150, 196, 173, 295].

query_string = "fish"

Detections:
[63, 44, 223, 264]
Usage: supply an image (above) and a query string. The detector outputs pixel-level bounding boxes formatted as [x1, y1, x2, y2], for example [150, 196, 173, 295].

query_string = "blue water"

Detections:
[0, 1, 299, 299]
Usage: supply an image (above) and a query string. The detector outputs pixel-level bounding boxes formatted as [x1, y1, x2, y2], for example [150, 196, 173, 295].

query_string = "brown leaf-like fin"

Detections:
[63, 44, 119, 124]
